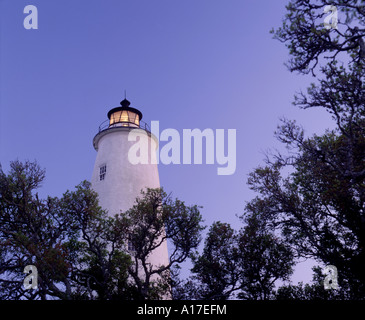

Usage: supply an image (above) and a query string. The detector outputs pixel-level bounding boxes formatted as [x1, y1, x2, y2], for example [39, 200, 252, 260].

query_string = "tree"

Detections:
[186, 218, 294, 300]
[272, 0, 365, 75]
[0, 160, 131, 300]
[190, 222, 241, 300]
[237, 215, 295, 300]
[64, 183, 132, 300]
[0, 160, 77, 299]
[241, 0, 365, 299]
[276, 266, 347, 300]
[116, 188, 205, 300]
[0, 160, 204, 300]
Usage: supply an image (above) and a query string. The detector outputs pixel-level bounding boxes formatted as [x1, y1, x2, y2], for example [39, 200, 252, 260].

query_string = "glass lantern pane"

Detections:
[110, 111, 122, 125]
[128, 111, 136, 123]
[121, 110, 128, 122]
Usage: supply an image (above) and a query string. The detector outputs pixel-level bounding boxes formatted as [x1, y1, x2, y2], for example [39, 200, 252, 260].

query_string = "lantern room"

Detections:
[107, 98, 143, 128]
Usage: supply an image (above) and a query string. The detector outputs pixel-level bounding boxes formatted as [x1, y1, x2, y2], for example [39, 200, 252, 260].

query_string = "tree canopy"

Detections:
[0, 160, 204, 300]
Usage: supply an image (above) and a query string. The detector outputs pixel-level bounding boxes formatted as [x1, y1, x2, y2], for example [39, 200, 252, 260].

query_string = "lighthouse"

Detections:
[91, 97, 169, 284]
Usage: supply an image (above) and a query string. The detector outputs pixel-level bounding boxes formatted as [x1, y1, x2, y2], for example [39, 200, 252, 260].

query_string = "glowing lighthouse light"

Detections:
[108, 98, 142, 128]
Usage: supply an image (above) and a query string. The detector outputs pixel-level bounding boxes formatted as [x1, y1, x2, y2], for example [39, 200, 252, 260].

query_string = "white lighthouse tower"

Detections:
[91, 97, 169, 283]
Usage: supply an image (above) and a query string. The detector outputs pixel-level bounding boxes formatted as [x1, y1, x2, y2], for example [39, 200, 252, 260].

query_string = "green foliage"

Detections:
[185, 218, 295, 300]
[0, 162, 204, 300]
[272, 0, 365, 75]
[191, 222, 240, 300]
[276, 267, 348, 300]
[237, 216, 295, 300]
[250, 0, 365, 299]
[117, 188, 205, 300]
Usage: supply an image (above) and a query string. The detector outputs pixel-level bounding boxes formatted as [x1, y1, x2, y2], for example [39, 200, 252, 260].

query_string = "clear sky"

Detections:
[0, 0, 335, 284]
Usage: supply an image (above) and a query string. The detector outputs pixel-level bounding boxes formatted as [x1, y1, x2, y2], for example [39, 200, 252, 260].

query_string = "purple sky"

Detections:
[0, 0, 336, 284]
